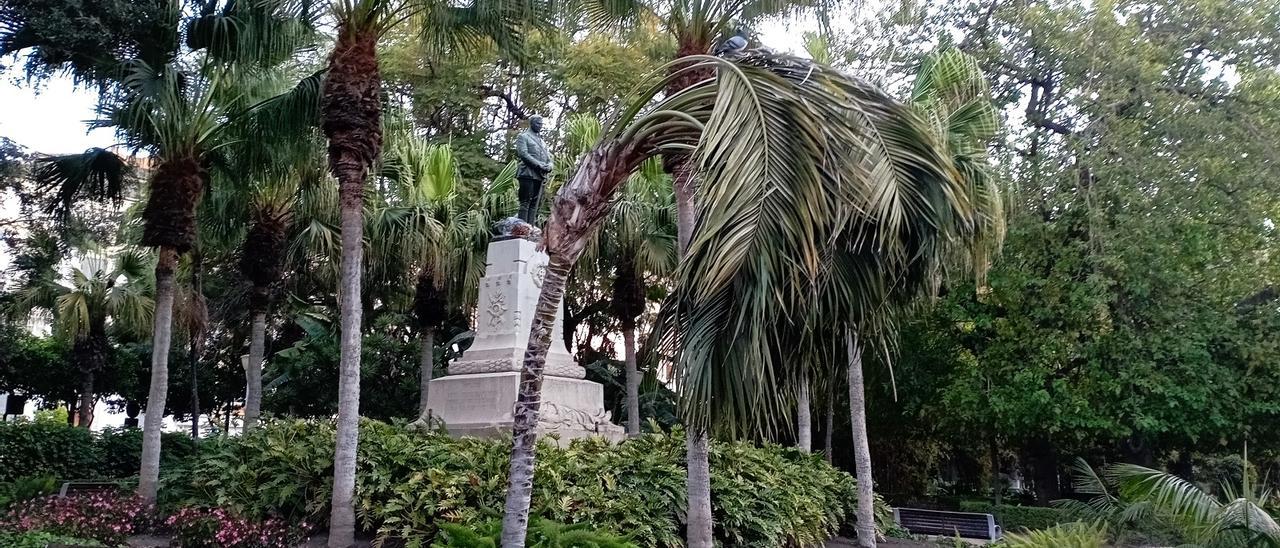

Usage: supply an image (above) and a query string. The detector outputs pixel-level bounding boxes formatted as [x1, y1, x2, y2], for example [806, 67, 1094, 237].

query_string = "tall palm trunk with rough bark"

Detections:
[501, 254, 573, 546]
[321, 22, 382, 548]
[502, 140, 644, 546]
[188, 250, 206, 438]
[622, 326, 640, 435]
[138, 148, 207, 503]
[78, 370, 95, 428]
[418, 330, 434, 414]
[412, 272, 445, 419]
[846, 330, 876, 548]
[665, 38, 717, 548]
[241, 197, 290, 432]
[612, 255, 645, 436]
[796, 379, 811, 452]
[244, 312, 266, 429]
[139, 247, 178, 502]
[72, 329, 108, 429]
[824, 382, 835, 463]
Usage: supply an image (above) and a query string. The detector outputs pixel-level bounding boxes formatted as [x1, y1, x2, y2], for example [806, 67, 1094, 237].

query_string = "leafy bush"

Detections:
[0, 491, 156, 545]
[0, 421, 101, 482]
[96, 427, 199, 479]
[0, 529, 105, 547]
[1001, 520, 1107, 548]
[435, 517, 637, 547]
[177, 419, 866, 547]
[0, 422, 197, 482]
[958, 501, 1070, 532]
[0, 475, 59, 509]
[165, 506, 309, 547]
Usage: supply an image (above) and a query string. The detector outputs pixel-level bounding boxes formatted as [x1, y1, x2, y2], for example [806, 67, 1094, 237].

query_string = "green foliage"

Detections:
[958, 502, 1071, 532]
[435, 517, 637, 547]
[0, 421, 100, 483]
[1001, 521, 1107, 548]
[95, 427, 199, 480]
[0, 475, 59, 509]
[0, 530, 105, 547]
[177, 419, 863, 547]
[0, 422, 196, 482]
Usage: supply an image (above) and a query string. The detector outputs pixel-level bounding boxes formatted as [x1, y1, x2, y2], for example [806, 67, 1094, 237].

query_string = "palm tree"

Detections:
[309, 4, 540, 542]
[496, 49, 948, 546]
[239, 179, 298, 431]
[4, 0, 320, 501]
[8, 245, 154, 428]
[379, 137, 510, 423]
[1062, 455, 1280, 547]
[657, 43, 1005, 548]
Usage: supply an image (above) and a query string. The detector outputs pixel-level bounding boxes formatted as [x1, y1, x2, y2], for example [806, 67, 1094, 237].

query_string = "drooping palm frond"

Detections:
[31, 148, 133, 219]
[654, 51, 973, 437]
[1108, 463, 1280, 547]
[185, 0, 322, 68]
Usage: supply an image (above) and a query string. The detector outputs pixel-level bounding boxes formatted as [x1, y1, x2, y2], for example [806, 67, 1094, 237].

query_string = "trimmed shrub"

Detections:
[0, 421, 101, 482]
[0, 422, 197, 482]
[957, 501, 1071, 532]
[96, 427, 199, 479]
[176, 419, 865, 547]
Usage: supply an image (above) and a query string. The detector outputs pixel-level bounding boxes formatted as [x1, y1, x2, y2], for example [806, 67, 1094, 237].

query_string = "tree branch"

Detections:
[479, 85, 528, 120]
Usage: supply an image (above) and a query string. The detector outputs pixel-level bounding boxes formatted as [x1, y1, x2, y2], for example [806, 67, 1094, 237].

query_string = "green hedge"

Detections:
[957, 501, 1071, 532]
[0, 421, 197, 482]
[173, 419, 870, 547]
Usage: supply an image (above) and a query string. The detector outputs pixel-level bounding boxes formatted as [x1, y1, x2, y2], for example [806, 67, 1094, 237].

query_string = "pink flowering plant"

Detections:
[166, 506, 308, 548]
[0, 490, 156, 545]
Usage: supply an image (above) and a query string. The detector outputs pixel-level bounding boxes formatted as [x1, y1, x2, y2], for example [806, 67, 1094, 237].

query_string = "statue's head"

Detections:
[529, 115, 544, 133]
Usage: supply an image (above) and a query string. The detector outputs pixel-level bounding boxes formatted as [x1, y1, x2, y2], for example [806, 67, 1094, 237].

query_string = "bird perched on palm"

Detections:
[714, 30, 748, 56]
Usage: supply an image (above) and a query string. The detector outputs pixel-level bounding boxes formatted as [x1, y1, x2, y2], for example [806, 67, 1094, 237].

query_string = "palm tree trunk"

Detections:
[846, 330, 876, 548]
[686, 429, 715, 548]
[500, 137, 644, 545]
[328, 188, 365, 548]
[418, 330, 434, 415]
[674, 170, 696, 255]
[138, 246, 178, 503]
[243, 311, 267, 431]
[824, 381, 835, 463]
[78, 370, 94, 429]
[797, 379, 811, 452]
[322, 22, 381, 548]
[190, 251, 204, 439]
[501, 253, 573, 547]
[189, 332, 200, 438]
[623, 324, 641, 436]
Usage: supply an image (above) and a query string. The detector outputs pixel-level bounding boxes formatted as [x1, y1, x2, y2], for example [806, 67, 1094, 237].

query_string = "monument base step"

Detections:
[426, 372, 625, 445]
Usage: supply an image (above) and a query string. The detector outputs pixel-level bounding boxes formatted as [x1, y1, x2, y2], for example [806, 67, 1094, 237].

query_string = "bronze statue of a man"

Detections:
[513, 115, 553, 224]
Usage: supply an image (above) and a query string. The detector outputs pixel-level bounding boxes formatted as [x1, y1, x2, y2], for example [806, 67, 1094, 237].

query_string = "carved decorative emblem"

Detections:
[532, 263, 547, 288]
[486, 292, 507, 329]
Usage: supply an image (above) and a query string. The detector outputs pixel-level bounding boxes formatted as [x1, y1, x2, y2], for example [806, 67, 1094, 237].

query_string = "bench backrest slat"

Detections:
[893, 507, 1001, 540]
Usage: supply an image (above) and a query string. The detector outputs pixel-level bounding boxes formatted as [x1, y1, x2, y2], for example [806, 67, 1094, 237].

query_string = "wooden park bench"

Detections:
[893, 507, 1002, 541]
[58, 480, 125, 497]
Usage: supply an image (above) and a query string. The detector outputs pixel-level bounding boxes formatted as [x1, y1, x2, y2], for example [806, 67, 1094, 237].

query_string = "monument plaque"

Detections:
[426, 237, 624, 443]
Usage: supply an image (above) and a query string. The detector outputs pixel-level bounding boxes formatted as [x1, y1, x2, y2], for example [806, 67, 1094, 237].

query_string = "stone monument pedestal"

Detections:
[426, 238, 624, 443]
